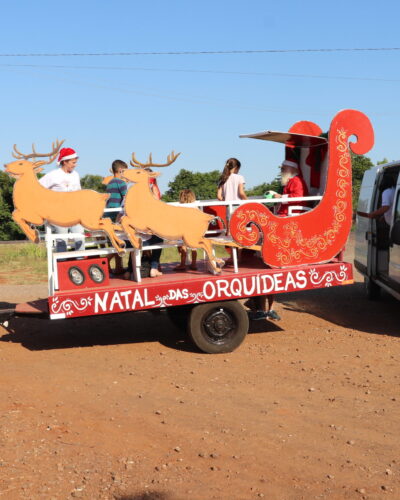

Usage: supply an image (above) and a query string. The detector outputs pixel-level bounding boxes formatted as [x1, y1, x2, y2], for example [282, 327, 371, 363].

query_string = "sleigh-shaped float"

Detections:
[5, 109, 374, 353]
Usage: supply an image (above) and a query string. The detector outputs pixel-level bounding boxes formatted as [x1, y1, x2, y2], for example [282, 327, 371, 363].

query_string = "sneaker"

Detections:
[249, 310, 266, 321]
[266, 310, 281, 321]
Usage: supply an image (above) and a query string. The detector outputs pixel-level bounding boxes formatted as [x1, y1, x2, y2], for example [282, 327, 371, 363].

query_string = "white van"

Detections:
[355, 162, 400, 299]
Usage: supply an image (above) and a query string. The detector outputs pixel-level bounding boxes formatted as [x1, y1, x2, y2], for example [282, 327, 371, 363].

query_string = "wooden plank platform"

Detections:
[15, 299, 48, 316]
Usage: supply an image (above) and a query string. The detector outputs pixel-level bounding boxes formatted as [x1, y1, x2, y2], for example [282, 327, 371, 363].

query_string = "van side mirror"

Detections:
[391, 220, 400, 245]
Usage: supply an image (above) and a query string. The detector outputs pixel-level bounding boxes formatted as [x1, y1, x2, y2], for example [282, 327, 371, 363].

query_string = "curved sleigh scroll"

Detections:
[230, 109, 374, 267]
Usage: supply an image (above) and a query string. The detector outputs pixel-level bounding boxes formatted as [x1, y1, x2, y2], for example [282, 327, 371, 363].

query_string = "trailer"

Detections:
[4, 109, 374, 353]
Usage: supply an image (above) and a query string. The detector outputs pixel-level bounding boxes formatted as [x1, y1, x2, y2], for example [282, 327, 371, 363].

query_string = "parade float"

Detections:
[4, 109, 374, 353]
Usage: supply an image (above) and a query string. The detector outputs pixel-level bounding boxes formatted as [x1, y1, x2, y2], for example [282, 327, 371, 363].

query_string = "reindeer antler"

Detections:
[12, 139, 65, 165]
[130, 150, 181, 168]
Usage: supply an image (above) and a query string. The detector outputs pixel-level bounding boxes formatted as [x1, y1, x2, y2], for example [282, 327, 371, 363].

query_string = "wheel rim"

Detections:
[202, 307, 236, 344]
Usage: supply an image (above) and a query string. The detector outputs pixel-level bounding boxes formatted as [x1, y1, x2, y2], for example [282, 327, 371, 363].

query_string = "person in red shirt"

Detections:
[272, 160, 309, 216]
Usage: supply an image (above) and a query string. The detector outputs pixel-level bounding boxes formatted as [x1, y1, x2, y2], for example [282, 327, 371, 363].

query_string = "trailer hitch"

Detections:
[0, 307, 15, 327]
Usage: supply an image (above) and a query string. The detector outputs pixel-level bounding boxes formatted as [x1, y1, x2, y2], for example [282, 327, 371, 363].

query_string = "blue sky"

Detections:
[1, 0, 399, 192]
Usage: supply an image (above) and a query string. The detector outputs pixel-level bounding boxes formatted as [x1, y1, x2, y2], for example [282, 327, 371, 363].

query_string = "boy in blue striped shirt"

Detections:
[105, 160, 128, 275]
[106, 159, 128, 219]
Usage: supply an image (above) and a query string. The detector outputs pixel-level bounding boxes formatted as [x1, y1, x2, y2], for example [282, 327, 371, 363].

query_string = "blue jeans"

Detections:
[143, 235, 163, 269]
[127, 235, 163, 271]
[51, 224, 85, 252]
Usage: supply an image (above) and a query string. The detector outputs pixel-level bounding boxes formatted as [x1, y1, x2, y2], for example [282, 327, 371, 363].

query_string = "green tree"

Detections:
[377, 158, 389, 165]
[163, 169, 221, 202]
[81, 174, 106, 192]
[351, 154, 374, 210]
[245, 175, 282, 197]
[0, 171, 24, 240]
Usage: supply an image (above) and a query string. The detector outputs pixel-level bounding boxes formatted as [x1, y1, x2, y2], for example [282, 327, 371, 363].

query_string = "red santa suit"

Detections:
[277, 175, 309, 216]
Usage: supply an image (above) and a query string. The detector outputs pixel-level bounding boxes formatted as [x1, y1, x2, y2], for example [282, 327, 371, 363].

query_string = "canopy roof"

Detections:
[239, 131, 327, 148]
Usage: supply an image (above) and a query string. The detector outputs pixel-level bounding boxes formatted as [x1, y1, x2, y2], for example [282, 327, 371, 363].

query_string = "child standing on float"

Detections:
[217, 158, 280, 321]
[217, 158, 247, 203]
[217, 158, 247, 267]
[174, 189, 198, 271]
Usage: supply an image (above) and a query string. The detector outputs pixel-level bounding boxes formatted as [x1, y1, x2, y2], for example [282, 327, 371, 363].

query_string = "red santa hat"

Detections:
[57, 147, 78, 165]
[281, 160, 299, 170]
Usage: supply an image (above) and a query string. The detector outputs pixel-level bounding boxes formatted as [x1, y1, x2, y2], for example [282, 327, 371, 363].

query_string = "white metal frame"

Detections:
[287, 205, 313, 216]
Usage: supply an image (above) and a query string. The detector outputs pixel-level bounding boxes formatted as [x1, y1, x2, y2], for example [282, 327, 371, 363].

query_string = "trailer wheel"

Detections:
[365, 276, 381, 300]
[188, 301, 249, 354]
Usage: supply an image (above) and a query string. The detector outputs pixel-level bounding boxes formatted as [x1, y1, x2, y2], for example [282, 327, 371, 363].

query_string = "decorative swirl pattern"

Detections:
[308, 264, 349, 287]
[51, 296, 93, 316]
[187, 292, 205, 304]
[154, 294, 173, 308]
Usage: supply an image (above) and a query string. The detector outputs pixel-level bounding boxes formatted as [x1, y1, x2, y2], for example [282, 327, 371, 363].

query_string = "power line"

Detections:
[0, 65, 400, 117]
[0, 47, 399, 57]
[1, 64, 398, 117]
[1, 63, 400, 83]
[0, 65, 335, 115]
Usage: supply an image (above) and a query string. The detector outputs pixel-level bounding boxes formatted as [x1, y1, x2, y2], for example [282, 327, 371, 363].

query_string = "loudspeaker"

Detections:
[57, 257, 109, 291]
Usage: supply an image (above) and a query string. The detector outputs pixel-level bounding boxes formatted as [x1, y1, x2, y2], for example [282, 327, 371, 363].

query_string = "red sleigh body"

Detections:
[230, 109, 374, 268]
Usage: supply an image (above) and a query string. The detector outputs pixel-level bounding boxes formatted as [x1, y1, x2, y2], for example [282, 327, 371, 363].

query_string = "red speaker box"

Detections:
[57, 257, 109, 291]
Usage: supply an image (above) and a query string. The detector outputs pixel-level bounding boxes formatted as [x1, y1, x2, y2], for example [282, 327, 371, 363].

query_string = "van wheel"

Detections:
[188, 301, 249, 354]
[365, 277, 381, 300]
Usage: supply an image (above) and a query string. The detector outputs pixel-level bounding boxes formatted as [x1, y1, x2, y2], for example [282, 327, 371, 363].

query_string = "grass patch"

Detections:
[0, 243, 48, 284]
[0, 242, 230, 285]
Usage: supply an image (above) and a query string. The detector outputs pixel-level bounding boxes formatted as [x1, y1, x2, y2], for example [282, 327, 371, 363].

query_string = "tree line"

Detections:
[0, 155, 386, 240]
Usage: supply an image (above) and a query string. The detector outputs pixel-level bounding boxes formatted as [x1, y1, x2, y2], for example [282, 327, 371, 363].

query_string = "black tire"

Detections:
[365, 276, 381, 300]
[167, 305, 193, 331]
[188, 300, 249, 354]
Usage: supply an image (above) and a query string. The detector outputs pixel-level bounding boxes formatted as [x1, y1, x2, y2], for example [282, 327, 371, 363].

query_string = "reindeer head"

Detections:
[122, 150, 181, 184]
[122, 168, 160, 184]
[4, 140, 65, 178]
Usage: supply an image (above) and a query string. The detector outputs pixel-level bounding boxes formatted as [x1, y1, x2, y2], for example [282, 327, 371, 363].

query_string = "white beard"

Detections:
[281, 172, 295, 186]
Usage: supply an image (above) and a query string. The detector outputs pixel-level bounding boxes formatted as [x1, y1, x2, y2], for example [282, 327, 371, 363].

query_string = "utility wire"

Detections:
[0, 62, 399, 83]
[1, 64, 398, 117]
[0, 48, 399, 57]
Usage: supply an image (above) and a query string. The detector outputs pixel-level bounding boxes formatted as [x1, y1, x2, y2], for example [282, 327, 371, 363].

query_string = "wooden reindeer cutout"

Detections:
[4, 140, 125, 253]
[121, 151, 222, 273]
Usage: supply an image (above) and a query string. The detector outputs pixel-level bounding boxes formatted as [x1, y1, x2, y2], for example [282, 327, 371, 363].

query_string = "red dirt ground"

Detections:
[0, 239, 399, 499]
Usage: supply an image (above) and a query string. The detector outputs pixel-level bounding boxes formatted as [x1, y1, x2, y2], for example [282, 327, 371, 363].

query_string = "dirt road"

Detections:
[1, 244, 399, 499]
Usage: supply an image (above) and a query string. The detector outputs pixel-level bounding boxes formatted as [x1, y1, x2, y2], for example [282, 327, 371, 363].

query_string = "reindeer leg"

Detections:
[12, 210, 41, 243]
[100, 219, 125, 248]
[120, 216, 141, 249]
[189, 237, 221, 274]
[98, 218, 126, 255]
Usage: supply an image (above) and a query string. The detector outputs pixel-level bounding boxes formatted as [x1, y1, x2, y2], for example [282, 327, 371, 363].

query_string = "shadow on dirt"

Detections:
[0, 301, 17, 309]
[0, 310, 191, 352]
[0, 306, 282, 352]
[115, 492, 176, 500]
[279, 280, 400, 337]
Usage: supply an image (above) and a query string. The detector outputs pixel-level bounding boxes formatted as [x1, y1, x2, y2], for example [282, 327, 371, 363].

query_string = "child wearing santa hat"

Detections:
[39, 147, 84, 252]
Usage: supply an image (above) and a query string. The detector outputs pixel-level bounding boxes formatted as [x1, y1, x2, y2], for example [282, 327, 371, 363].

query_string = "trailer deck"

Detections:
[44, 258, 353, 319]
